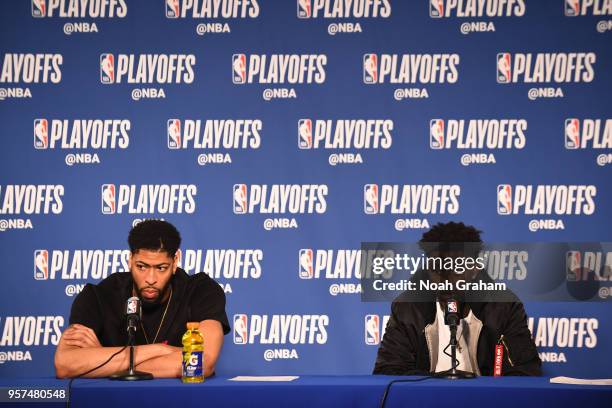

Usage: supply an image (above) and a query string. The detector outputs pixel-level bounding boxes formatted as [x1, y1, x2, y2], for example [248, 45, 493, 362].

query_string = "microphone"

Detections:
[444, 298, 461, 326]
[125, 297, 141, 332]
[434, 295, 475, 379]
[110, 296, 152, 381]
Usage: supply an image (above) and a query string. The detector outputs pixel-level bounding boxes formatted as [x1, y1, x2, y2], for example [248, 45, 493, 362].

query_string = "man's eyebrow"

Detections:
[135, 261, 170, 267]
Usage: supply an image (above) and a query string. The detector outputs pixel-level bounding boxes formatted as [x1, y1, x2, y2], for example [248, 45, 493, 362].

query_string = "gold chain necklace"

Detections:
[140, 287, 173, 344]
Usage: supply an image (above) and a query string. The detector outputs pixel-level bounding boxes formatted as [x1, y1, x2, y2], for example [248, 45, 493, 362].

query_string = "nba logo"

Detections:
[364, 315, 380, 345]
[566, 251, 581, 281]
[101, 184, 116, 214]
[34, 119, 48, 149]
[565, 0, 580, 16]
[496, 53, 511, 84]
[364, 184, 379, 214]
[363, 54, 378, 84]
[34, 250, 48, 280]
[32, 0, 45, 17]
[429, 0, 444, 18]
[165, 0, 180, 18]
[167, 119, 181, 149]
[175, 249, 182, 268]
[126, 297, 139, 315]
[297, 0, 311, 18]
[565, 119, 580, 149]
[100, 54, 115, 84]
[233, 184, 247, 214]
[232, 54, 247, 84]
[233, 314, 248, 345]
[497, 184, 512, 215]
[299, 249, 314, 279]
[447, 301, 458, 313]
[430, 119, 445, 149]
[298, 119, 313, 149]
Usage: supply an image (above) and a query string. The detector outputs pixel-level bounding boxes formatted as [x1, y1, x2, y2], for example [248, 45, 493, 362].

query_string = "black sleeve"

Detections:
[68, 284, 103, 335]
[501, 302, 542, 376]
[189, 277, 230, 335]
[372, 302, 422, 375]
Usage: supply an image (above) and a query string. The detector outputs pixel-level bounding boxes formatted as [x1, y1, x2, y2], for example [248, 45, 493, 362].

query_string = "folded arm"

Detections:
[135, 319, 225, 378]
[54, 324, 174, 379]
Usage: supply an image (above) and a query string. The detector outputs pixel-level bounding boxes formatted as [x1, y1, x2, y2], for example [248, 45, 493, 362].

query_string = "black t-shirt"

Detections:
[69, 268, 230, 347]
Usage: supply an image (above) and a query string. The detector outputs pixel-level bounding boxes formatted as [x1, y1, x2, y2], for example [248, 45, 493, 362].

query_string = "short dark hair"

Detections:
[420, 221, 482, 243]
[419, 221, 482, 256]
[128, 220, 181, 257]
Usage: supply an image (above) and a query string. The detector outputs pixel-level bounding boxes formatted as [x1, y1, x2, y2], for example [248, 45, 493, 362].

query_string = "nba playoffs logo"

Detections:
[298, 119, 312, 149]
[32, 0, 46, 17]
[100, 54, 115, 84]
[299, 249, 314, 279]
[364, 184, 379, 214]
[232, 54, 247, 84]
[165, 0, 180, 18]
[175, 249, 182, 266]
[566, 251, 581, 281]
[429, 0, 444, 17]
[430, 119, 445, 149]
[565, 119, 580, 149]
[497, 53, 511, 84]
[34, 119, 48, 149]
[297, 0, 311, 18]
[34, 250, 48, 280]
[233, 314, 248, 344]
[565, 0, 580, 16]
[363, 54, 378, 84]
[233, 184, 247, 214]
[167, 119, 181, 149]
[497, 184, 512, 215]
[101, 184, 116, 214]
[364, 315, 380, 345]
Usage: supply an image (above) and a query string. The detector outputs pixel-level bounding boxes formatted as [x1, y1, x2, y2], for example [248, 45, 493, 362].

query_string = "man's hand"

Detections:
[134, 320, 224, 378]
[135, 345, 182, 378]
[55, 328, 174, 379]
[60, 324, 102, 348]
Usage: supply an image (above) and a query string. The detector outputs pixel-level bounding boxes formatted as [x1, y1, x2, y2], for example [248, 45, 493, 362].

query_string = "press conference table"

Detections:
[1, 375, 610, 407]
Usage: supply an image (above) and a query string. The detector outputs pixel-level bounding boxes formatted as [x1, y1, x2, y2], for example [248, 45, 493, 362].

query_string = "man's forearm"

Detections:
[136, 346, 218, 379]
[135, 349, 182, 378]
[55, 344, 172, 378]
[137, 356, 217, 378]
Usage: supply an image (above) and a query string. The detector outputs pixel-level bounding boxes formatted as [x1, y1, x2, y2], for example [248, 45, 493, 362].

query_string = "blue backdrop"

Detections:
[0, 0, 610, 378]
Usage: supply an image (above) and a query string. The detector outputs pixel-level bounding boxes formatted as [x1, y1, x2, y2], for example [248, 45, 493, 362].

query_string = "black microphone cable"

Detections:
[380, 373, 435, 408]
[66, 345, 128, 408]
[443, 340, 460, 368]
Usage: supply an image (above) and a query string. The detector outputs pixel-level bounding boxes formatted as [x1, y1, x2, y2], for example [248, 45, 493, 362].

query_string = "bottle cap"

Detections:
[186, 322, 199, 330]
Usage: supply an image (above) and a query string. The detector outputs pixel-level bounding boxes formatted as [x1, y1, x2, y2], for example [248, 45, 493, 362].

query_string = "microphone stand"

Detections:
[109, 322, 153, 381]
[434, 322, 475, 380]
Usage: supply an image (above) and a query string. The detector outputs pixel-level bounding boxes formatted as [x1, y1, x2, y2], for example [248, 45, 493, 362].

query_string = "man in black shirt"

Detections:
[54, 220, 230, 378]
[373, 222, 541, 376]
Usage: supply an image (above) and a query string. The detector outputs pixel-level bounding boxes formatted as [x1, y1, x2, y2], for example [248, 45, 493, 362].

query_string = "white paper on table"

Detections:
[228, 376, 299, 382]
[550, 376, 612, 386]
